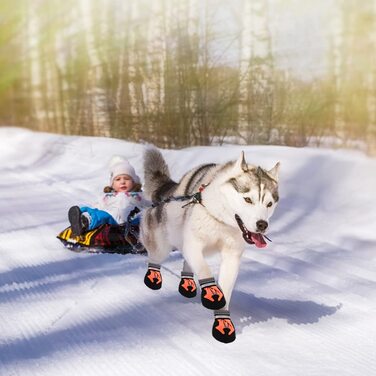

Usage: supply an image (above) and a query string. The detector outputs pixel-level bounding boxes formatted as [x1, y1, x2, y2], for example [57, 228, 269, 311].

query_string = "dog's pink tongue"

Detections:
[250, 232, 267, 248]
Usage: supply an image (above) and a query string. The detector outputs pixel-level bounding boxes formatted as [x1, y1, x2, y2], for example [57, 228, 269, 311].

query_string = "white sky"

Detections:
[209, 0, 337, 80]
[269, 0, 336, 80]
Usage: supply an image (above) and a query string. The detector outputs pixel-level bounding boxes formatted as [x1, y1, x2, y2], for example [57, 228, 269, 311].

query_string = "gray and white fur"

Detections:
[140, 147, 280, 336]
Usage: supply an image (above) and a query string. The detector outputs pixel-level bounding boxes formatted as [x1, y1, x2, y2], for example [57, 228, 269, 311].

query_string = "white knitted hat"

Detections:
[109, 156, 140, 185]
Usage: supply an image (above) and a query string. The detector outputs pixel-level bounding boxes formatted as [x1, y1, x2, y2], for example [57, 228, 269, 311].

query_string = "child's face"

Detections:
[112, 174, 135, 192]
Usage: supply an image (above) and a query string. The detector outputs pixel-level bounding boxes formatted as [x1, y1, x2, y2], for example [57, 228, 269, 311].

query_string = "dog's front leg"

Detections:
[182, 237, 226, 311]
[217, 251, 242, 308]
[211, 251, 241, 344]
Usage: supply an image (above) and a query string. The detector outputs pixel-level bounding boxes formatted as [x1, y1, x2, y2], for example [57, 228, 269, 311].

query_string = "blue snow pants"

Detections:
[80, 207, 117, 230]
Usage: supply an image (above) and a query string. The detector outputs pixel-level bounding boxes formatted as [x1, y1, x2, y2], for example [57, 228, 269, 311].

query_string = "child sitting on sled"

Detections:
[68, 156, 150, 237]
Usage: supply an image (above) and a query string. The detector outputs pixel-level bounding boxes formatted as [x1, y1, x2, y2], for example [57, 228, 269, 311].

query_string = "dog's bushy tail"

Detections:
[143, 146, 177, 202]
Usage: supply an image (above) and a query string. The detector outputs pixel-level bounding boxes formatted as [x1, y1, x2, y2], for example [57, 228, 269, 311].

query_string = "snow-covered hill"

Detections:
[0, 127, 375, 376]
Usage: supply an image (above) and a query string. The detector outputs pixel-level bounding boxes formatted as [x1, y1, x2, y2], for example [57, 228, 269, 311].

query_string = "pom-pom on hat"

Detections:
[109, 156, 140, 185]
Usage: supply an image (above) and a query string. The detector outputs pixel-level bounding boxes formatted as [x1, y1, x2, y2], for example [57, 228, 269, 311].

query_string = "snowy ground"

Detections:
[0, 127, 375, 376]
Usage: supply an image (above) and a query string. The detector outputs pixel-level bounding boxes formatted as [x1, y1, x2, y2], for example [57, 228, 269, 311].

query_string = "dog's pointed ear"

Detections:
[234, 151, 248, 172]
[268, 162, 280, 182]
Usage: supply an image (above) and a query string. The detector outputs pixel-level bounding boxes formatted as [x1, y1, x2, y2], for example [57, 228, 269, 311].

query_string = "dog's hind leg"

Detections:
[143, 243, 171, 290]
[140, 207, 173, 290]
[144, 262, 163, 290]
[182, 239, 226, 311]
[178, 260, 197, 298]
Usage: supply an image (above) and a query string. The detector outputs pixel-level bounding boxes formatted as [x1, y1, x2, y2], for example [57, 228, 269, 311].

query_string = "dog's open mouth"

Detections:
[234, 214, 267, 248]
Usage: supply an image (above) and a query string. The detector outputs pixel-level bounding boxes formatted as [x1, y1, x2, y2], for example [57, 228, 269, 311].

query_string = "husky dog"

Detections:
[140, 148, 280, 343]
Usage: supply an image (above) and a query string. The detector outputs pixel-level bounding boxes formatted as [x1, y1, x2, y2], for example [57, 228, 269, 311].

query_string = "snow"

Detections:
[1, 127, 376, 376]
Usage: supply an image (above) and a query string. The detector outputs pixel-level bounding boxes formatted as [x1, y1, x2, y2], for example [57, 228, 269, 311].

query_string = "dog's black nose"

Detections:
[256, 220, 268, 232]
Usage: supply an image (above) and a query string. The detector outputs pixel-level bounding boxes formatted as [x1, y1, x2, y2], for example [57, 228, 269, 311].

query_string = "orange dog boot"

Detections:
[144, 263, 162, 290]
[178, 272, 197, 298]
[212, 310, 236, 344]
[199, 278, 226, 310]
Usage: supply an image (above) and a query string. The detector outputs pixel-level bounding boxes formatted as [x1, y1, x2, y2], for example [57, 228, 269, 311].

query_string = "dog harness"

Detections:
[152, 184, 208, 208]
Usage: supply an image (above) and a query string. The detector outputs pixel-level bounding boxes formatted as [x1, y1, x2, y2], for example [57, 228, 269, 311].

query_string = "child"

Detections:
[68, 156, 150, 236]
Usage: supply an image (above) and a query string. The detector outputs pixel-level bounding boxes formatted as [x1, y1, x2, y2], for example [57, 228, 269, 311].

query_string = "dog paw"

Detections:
[212, 311, 236, 344]
[199, 278, 226, 310]
[144, 265, 162, 290]
[178, 273, 197, 298]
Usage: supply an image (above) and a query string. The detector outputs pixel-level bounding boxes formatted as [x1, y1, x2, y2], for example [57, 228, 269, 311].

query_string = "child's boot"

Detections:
[68, 206, 89, 236]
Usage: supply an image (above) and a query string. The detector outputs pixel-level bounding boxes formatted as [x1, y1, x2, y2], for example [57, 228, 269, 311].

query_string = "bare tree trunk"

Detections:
[127, 1, 143, 140]
[54, 10, 70, 135]
[366, 0, 376, 155]
[41, 1, 60, 134]
[238, 0, 274, 144]
[113, 2, 133, 139]
[17, 2, 32, 128]
[144, 0, 166, 140]
[28, 1, 44, 131]
[198, 0, 210, 145]
[79, 0, 110, 137]
[238, 0, 252, 139]
[329, 1, 345, 144]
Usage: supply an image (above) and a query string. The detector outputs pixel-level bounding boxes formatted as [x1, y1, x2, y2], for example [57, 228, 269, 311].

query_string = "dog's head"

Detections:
[219, 152, 280, 248]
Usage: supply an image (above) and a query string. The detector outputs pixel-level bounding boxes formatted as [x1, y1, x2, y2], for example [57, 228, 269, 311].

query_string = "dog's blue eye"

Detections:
[244, 197, 253, 204]
[267, 201, 273, 208]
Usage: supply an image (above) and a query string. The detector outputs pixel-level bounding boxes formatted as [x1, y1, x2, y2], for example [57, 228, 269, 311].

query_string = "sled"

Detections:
[57, 222, 146, 255]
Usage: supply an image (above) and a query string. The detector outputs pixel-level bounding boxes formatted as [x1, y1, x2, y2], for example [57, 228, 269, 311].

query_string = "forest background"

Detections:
[0, 0, 375, 154]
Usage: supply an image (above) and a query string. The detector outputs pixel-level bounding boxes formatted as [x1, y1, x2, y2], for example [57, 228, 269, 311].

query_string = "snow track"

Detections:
[0, 128, 375, 376]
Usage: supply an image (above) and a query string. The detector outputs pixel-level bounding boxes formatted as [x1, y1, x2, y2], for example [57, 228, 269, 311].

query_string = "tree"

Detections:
[238, 0, 274, 144]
